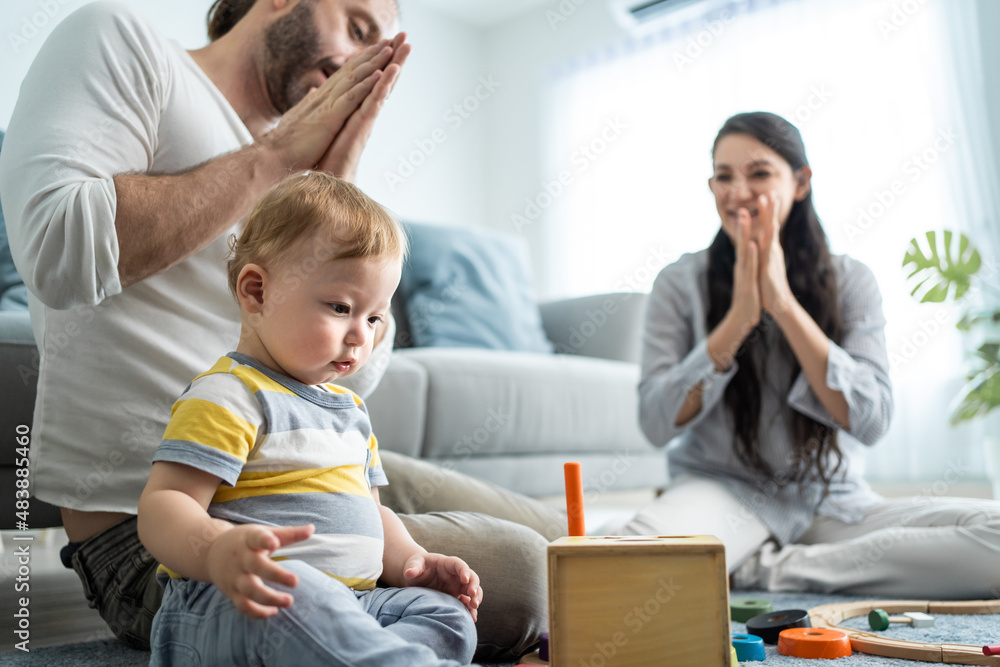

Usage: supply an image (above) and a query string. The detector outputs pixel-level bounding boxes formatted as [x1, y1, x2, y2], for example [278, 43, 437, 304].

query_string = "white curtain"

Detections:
[929, 0, 1000, 469]
[932, 1, 1000, 264]
[540, 0, 998, 482]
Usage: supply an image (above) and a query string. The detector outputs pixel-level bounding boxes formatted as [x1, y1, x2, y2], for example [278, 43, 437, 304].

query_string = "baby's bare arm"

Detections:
[373, 487, 482, 620]
[138, 461, 313, 618]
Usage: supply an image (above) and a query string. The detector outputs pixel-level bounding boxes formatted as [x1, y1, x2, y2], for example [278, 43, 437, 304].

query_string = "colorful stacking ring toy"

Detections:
[732, 633, 767, 661]
[777, 627, 853, 659]
[746, 608, 812, 644]
[731, 598, 775, 623]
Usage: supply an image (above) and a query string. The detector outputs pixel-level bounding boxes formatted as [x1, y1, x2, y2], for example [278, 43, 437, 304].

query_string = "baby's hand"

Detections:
[402, 553, 483, 621]
[206, 523, 315, 619]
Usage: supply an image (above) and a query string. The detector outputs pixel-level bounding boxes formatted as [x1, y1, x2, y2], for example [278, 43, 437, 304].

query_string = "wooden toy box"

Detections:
[546, 535, 730, 666]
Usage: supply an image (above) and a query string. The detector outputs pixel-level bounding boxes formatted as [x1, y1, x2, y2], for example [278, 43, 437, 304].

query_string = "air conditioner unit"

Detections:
[611, 0, 737, 34]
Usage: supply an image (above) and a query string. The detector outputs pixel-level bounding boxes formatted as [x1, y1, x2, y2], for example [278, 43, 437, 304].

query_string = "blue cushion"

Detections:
[0, 130, 29, 312]
[398, 222, 553, 353]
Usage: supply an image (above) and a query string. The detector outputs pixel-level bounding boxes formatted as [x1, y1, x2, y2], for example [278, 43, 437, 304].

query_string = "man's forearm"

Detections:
[114, 142, 286, 289]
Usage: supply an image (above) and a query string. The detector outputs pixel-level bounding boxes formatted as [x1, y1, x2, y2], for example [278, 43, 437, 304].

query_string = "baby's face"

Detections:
[255, 248, 401, 386]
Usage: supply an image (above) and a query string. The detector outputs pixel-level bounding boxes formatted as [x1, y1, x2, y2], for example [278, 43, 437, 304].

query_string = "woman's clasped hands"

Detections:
[731, 190, 795, 329]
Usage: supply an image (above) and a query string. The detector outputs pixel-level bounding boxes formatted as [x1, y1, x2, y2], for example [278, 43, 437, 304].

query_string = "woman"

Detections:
[626, 111, 1000, 598]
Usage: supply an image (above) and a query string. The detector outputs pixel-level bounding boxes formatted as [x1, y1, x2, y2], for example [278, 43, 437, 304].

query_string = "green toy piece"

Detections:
[731, 598, 775, 623]
[869, 609, 891, 631]
[868, 609, 935, 631]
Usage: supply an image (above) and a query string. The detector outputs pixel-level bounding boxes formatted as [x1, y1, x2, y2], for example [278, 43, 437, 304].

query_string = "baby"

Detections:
[138, 172, 481, 666]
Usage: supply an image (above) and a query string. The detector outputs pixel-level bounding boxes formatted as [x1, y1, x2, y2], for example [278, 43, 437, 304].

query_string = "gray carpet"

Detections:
[0, 590, 995, 665]
[727, 591, 998, 665]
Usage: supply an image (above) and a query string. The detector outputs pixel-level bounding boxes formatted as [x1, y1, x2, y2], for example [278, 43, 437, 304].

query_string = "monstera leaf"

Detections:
[949, 342, 1000, 425]
[903, 230, 981, 303]
[957, 308, 1000, 332]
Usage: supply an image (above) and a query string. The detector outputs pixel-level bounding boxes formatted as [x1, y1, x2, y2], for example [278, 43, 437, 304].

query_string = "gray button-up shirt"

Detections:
[639, 249, 892, 544]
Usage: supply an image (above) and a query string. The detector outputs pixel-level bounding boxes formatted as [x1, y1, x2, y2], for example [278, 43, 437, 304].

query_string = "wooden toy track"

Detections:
[808, 599, 1000, 665]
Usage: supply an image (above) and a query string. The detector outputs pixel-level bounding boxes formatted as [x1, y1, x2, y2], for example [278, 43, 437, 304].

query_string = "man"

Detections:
[0, 0, 553, 660]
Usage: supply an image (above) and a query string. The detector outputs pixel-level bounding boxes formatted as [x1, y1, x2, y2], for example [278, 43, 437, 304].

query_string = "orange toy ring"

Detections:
[778, 627, 853, 659]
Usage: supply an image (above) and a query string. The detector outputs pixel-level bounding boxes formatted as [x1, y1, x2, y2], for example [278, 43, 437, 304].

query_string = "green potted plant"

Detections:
[903, 230, 1000, 497]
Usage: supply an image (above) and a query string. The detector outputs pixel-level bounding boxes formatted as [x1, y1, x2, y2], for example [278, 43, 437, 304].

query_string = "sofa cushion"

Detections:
[398, 222, 552, 353]
[397, 347, 655, 459]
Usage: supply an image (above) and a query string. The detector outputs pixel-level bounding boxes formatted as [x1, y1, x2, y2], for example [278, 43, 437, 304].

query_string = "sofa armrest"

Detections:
[0, 311, 37, 459]
[364, 352, 428, 459]
[539, 292, 647, 364]
[0, 310, 62, 529]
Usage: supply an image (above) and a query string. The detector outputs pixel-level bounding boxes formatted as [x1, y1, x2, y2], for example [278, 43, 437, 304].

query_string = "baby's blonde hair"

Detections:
[227, 172, 407, 296]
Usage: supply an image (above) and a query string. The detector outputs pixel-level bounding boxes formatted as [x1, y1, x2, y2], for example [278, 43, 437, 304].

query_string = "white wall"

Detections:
[474, 0, 1000, 302]
[481, 3, 630, 297]
[0, 0, 490, 229]
[354, 3, 489, 229]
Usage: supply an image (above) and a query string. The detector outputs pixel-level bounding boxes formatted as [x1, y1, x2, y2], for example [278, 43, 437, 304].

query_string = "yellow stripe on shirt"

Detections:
[213, 465, 372, 503]
[164, 398, 257, 460]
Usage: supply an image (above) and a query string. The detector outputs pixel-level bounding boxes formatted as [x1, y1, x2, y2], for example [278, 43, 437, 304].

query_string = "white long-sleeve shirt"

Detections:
[0, 2, 392, 513]
[0, 2, 250, 512]
[638, 249, 892, 544]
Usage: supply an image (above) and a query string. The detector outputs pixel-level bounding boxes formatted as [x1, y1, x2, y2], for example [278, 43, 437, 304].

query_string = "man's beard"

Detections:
[263, 0, 325, 114]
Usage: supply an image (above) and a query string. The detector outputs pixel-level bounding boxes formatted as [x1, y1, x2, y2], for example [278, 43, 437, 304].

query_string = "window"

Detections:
[541, 0, 992, 481]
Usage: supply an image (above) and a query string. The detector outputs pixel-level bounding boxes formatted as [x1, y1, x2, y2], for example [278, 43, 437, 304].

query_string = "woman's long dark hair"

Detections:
[706, 112, 844, 489]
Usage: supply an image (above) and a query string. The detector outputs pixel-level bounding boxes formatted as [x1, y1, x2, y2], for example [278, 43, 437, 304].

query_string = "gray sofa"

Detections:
[0, 117, 664, 515]
[0, 292, 666, 528]
[0, 308, 63, 528]
[365, 291, 667, 497]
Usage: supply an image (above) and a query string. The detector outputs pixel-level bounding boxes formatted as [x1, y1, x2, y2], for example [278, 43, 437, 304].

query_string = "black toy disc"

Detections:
[745, 609, 811, 644]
